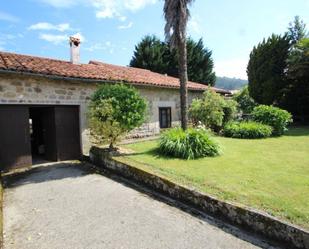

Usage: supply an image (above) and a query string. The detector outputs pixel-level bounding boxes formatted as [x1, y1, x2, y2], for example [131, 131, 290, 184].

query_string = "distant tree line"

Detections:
[130, 35, 216, 86]
[215, 77, 247, 90]
[247, 16, 309, 122]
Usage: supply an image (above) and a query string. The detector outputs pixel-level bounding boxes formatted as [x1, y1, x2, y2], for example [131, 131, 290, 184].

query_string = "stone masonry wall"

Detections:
[0, 73, 203, 154]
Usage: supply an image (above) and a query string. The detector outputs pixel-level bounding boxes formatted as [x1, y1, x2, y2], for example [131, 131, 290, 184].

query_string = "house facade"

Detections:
[0, 37, 230, 171]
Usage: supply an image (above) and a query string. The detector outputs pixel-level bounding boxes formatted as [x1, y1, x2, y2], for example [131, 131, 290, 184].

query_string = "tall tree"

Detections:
[247, 16, 309, 120]
[164, 0, 194, 130]
[283, 38, 309, 121]
[247, 34, 290, 105]
[130, 35, 216, 86]
[186, 38, 216, 85]
[287, 16, 307, 44]
[129, 35, 171, 74]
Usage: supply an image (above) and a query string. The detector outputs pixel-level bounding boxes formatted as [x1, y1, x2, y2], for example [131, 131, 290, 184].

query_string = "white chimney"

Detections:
[69, 36, 81, 64]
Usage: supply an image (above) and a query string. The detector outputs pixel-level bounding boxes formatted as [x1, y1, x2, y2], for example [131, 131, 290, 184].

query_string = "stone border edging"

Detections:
[89, 146, 309, 249]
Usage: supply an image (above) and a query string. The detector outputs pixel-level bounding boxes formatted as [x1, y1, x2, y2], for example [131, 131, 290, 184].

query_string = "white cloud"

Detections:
[188, 19, 200, 34]
[119, 16, 127, 22]
[37, 0, 77, 8]
[0, 34, 16, 40]
[39, 32, 85, 45]
[85, 40, 114, 53]
[29, 22, 71, 32]
[37, 0, 157, 20]
[118, 22, 133, 29]
[188, 15, 202, 35]
[0, 33, 18, 50]
[94, 0, 157, 20]
[0, 11, 19, 22]
[0, 33, 24, 51]
[86, 41, 109, 51]
[39, 34, 68, 45]
[124, 0, 157, 11]
[215, 58, 248, 79]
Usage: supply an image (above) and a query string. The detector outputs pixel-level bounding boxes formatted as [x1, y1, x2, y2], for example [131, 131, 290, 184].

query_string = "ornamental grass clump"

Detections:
[159, 128, 220, 159]
[223, 121, 273, 139]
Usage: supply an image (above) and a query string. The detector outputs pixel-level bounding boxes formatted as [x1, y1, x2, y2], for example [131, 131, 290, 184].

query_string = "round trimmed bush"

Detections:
[223, 121, 273, 139]
[252, 105, 292, 136]
[89, 84, 147, 149]
[159, 128, 220, 160]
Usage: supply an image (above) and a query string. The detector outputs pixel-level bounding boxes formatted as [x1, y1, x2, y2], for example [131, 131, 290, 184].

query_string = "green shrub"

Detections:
[233, 86, 257, 114]
[252, 105, 292, 136]
[222, 99, 238, 125]
[89, 84, 147, 149]
[189, 89, 238, 131]
[159, 128, 220, 159]
[223, 121, 273, 139]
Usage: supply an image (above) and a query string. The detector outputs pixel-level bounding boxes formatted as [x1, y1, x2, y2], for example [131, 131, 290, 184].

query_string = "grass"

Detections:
[118, 126, 309, 229]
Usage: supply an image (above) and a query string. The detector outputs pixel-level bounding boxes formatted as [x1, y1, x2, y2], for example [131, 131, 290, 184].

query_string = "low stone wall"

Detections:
[89, 146, 309, 249]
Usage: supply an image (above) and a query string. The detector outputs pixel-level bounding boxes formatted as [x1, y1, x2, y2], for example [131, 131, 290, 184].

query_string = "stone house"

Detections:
[0, 37, 230, 171]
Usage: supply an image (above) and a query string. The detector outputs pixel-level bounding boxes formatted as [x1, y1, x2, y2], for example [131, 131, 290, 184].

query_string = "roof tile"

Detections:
[0, 51, 230, 93]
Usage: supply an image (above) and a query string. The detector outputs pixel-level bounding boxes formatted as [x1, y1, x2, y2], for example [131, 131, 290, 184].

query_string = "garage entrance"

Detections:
[30, 107, 53, 163]
[0, 105, 81, 171]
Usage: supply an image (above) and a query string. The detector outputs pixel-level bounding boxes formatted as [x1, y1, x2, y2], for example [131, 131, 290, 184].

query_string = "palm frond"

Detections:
[164, 0, 194, 48]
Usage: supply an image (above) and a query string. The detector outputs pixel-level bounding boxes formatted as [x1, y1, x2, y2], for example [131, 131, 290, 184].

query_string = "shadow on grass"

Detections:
[118, 147, 192, 161]
[284, 126, 309, 136]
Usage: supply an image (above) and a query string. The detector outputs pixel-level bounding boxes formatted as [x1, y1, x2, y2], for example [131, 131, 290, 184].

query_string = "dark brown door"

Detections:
[54, 106, 81, 160]
[0, 106, 32, 171]
[159, 107, 172, 128]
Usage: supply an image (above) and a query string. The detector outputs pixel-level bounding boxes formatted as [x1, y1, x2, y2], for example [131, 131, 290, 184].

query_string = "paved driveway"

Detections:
[3, 162, 280, 249]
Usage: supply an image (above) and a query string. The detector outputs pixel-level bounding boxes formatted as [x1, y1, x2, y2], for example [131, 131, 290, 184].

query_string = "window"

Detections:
[159, 107, 171, 128]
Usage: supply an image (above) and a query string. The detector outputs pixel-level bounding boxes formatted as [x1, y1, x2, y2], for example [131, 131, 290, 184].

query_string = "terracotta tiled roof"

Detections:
[0, 51, 230, 93]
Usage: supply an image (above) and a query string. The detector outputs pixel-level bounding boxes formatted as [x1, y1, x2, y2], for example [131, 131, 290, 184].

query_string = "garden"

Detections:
[88, 83, 308, 229]
[118, 126, 309, 229]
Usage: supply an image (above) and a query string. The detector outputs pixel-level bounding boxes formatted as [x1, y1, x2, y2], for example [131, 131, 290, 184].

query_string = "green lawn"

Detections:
[118, 127, 309, 229]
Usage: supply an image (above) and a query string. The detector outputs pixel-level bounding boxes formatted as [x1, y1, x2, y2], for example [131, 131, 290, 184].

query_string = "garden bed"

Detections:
[118, 126, 309, 230]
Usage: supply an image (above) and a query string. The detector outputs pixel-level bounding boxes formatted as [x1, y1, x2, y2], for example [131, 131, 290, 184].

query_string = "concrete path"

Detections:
[3, 162, 281, 249]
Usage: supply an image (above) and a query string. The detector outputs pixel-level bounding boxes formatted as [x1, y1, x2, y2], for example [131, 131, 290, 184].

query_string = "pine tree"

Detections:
[287, 16, 308, 44]
[247, 34, 290, 105]
[284, 38, 309, 121]
[187, 38, 216, 85]
[130, 36, 216, 86]
[129, 35, 170, 74]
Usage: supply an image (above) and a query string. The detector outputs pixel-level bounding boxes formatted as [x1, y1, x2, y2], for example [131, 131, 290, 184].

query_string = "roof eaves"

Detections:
[0, 69, 207, 92]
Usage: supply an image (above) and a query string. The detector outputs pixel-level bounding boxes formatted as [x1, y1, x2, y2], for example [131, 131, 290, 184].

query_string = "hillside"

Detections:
[215, 77, 248, 90]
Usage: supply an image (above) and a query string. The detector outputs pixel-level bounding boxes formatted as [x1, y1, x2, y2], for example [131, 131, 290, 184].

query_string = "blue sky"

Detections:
[0, 0, 308, 79]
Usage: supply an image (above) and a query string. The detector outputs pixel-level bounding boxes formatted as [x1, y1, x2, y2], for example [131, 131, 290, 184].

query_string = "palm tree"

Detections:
[164, 0, 194, 130]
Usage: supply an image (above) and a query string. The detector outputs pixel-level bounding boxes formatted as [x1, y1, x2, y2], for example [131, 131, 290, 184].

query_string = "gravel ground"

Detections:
[3, 162, 281, 249]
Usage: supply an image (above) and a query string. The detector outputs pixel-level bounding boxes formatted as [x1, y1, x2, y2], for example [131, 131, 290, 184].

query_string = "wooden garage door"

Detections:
[0, 106, 32, 171]
[54, 106, 81, 161]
